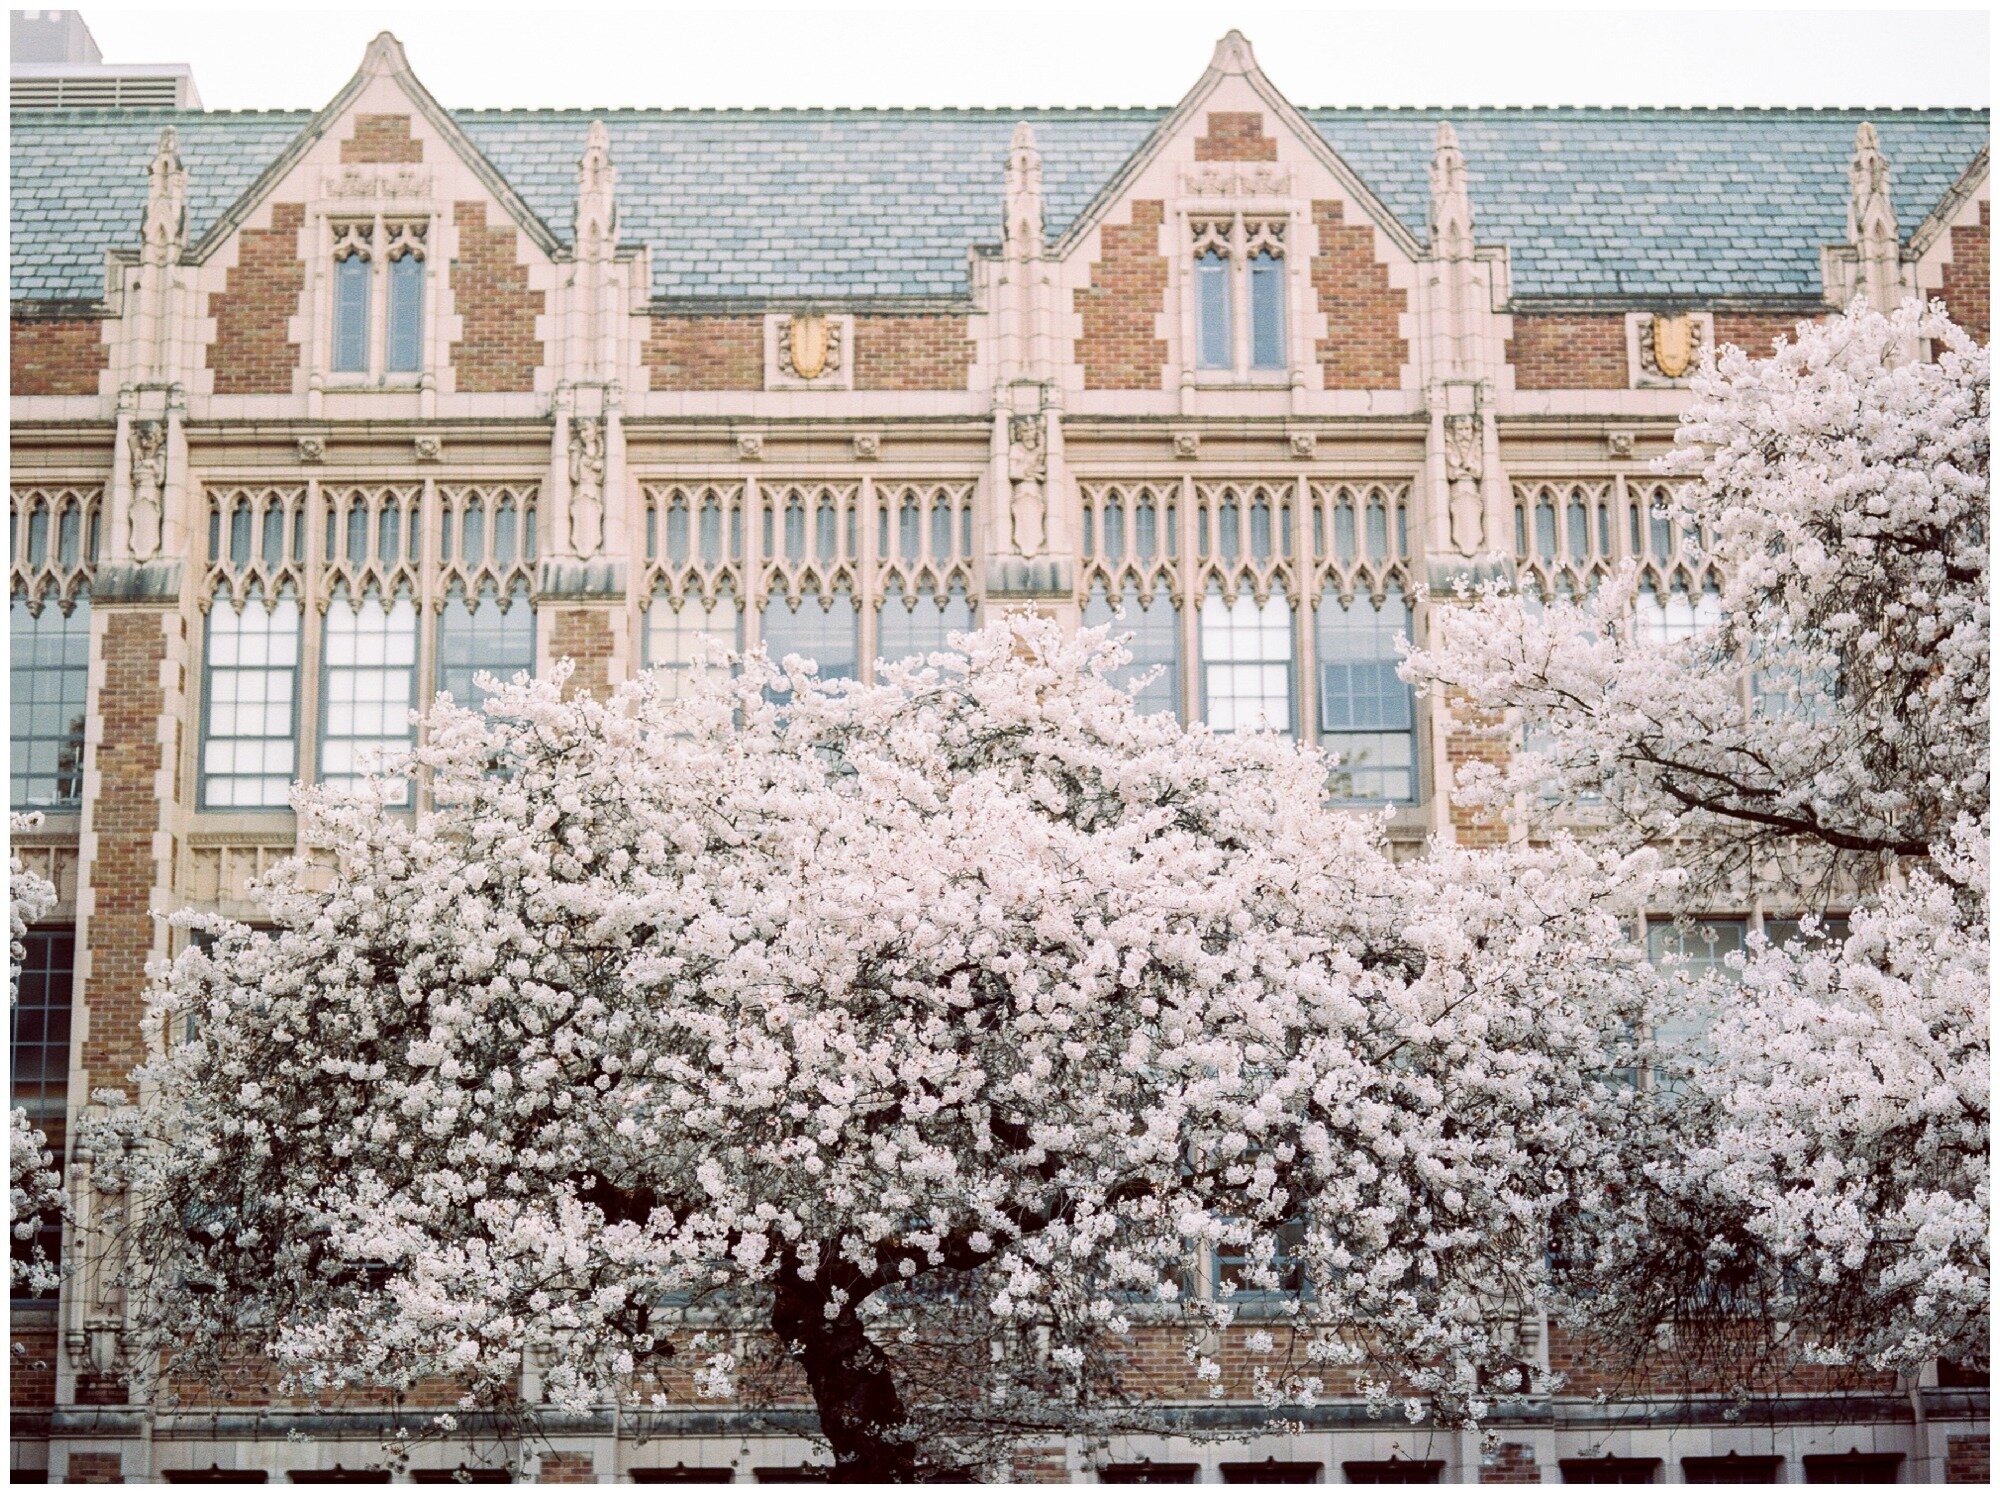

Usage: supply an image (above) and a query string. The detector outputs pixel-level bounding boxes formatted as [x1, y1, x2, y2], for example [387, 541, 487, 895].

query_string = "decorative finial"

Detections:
[1847, 120, 1901, 312]
[1428, 120, 1473, 260]
[575, 120, 618, 256]
[141, 125, 187, 262]
[1209, 29, 1257, 75]
[361, 31, 408, 75]
[1005, 121, 1044, 252]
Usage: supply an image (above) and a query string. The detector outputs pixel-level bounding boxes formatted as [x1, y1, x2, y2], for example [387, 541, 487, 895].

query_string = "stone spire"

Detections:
[575, 118, 617, 262]
[1427, 120, 1473, 263]
[1004, 121, 1044, 254]
[1848, 121, 1903, 313]
[140, 125, 186, 266]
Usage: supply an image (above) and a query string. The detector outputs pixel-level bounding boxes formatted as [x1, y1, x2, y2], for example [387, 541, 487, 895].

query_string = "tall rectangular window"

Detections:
[1200, 586, 1292, 734]
[200, 594, 301, 809]
[10, 596, 90, 810]
[10, 927, 72, 1120]
[1318, 587, 1417, 805]
[1195, 251, 1232, 370]
[10, 925, 71, 1299]
[760, 592, 859, 683]
[319, 591, 418, 801]
[332, 252, 371, 373]
[646, 593, 741, 698]
[1084, 581, 1181, 719]
[434, 583, 534, 713]
[386, 252, 424, 373]
[1249, 251, 1286, 369]
[1647, 917, 1747, 1054]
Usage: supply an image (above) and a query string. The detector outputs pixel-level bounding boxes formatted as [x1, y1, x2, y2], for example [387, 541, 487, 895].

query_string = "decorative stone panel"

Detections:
[449, 200, 545, 393]
[10, 315, 106, 396]
[1626, 310, 1714, 386]
[643, 315, 763, 390]
[1194, 110, 1278, 162]
[206, 202, 306, 395]
[764, 311, 854, 390]
[1310, 199, 1408, 390]
[1506, 313, 1626, 389]
[1075, 199, 1169, 391]
[341, 113, 423, 164]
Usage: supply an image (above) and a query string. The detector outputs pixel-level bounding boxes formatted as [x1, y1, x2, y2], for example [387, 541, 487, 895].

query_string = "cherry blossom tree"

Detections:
[104, 619, 1662, 1480]
[11, 817, 63, 1295]
[1409, 299, 1989, 1383]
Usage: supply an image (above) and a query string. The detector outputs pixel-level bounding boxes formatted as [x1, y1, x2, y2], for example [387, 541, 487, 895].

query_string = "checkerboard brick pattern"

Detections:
[1311, 198, 1409, 389]
[449, 200, 545, 393]
[1075, 199, 1168, 391]
[206, 202, 305, 395]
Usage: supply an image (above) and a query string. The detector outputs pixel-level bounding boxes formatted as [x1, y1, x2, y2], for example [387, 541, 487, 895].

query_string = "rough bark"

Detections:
[771, 1270, 932, 1482]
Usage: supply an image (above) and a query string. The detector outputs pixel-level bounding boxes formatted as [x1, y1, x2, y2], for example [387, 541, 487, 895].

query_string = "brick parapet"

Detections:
[853, 313, 974, 390]
[642, 314, 763, 390]
[1505, 313, 1626, 390]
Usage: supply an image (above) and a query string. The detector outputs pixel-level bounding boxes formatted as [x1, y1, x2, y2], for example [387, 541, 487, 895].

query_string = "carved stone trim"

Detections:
[763, 312, 855, 390]
[1625, 311, 1714, 388]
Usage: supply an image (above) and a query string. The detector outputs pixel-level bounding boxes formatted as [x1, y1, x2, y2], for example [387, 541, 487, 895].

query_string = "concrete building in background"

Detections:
[10, 9, 201, 111]
[6, 18, 1991, 1483]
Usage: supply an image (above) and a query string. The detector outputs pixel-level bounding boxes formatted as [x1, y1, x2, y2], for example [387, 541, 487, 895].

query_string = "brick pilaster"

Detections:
[546, 607, 617, 701]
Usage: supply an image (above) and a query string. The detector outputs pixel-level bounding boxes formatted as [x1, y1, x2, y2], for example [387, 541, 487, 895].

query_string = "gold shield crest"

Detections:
[789, 314, 830, 380]
[1652, 313, 1694, 379]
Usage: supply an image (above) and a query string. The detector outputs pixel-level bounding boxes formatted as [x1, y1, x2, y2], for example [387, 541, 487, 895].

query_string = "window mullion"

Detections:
[297, 477, 324, 790]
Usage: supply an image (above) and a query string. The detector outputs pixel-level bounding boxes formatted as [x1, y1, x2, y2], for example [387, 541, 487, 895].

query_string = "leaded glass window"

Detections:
[877, 581, 973, 665]
[332, 250, 370, 373]
[761, 591, 859, 683]
[1195, 249, 1231, 370]
[1083, 579, 1180, 719]
[646, 589, 741, 697]
[10, 596, 90, 810]
[386, 250, 424, 373]
[1249, 249, 1285, 369]
[435, 581, 534, 712]
[1317, 586, 1416, 804]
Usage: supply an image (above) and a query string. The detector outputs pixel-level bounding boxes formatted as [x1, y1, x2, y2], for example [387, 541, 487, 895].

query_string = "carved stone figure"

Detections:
[1007, 414, 1048, 557]
[1442, 412, 1485, 556]
[127, 421, 167, 561]
[567, 417, 607, 557]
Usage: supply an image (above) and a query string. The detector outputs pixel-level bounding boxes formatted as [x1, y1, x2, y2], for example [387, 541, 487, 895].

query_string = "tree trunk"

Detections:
[770, 1272, 929, 1482]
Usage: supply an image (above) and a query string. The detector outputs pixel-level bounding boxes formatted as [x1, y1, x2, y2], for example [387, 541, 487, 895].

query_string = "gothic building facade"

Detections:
[8, 29, 1991, 1484]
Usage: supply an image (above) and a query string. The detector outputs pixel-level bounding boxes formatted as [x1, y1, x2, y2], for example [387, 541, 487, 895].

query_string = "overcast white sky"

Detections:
[72, 2, 1990, 111]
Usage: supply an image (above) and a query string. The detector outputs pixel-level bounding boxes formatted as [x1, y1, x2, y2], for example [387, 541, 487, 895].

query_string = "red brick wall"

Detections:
[1937, 199, 1990, 345]
[1195, 111, 1278, 162]
[642, 315, 762, 390]
[549, 609, 614, 700]
[10, 1326, 57, 1411]
[341, 113, 423, 164]
[1010, 1446, 1070, 1483]
[1311, 199, 1408, 390]
[1480, 1443, 1537, 1483]
[1947, 1434, 1990, 1485]
[853, 314, 973, 390]
[1443, 691, 1508, 849]
[11, 316, 107, 396]
[1506, 313, 1627, 389]
[81, 609, 176, 1097]
[207, 202, 305, 395]
[1075, 199, 1168, 391]
[449, 201, 545, 394]
[67, 1451, 125, 1483]
[538, 1451, 596, 1483]
[1715, 311, 1809, 359]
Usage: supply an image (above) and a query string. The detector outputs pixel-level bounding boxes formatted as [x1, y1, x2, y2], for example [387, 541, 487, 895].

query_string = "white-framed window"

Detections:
[1189, 216, 1288, 379]
[200, 588, 301, 809]
[328, 219, 428, 380]
[436, 580, 535, 712]
[1200, 584, 1293, 734]
[318, 587, 418, 801]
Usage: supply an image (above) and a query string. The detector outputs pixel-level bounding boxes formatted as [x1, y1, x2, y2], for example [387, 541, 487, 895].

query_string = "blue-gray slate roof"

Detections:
[9, 103, 1988, 306]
